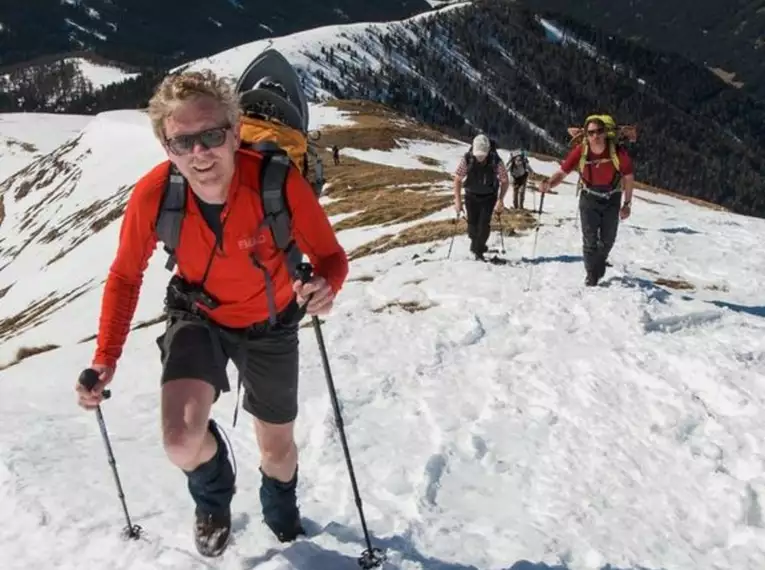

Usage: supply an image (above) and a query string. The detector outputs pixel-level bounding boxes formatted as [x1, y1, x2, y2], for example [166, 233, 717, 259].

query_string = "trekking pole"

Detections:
[446, 216, 456, 260]
[496, 211, 506, 254]
[525, 192, 546, 292]
[295, 263, 386, 570]
[78, 368, 142, 541]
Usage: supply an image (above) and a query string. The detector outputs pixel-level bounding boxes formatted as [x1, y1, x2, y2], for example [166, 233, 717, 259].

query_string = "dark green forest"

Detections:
[0, 0, 432, 69]
[517, 0, 765, 102]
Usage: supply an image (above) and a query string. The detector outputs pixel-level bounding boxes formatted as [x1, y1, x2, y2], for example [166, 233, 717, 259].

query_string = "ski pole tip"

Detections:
[358, 547, 386, 569]
[122, 524, 142, 540]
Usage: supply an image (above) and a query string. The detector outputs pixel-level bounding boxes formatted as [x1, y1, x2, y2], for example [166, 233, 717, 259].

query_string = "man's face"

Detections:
[162, 96, 239, 195]
[473, 151, 488, 163]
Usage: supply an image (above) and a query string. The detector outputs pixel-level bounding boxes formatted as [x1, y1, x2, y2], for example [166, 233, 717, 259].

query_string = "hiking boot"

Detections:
[194, 506, 231, 557]
[260, 468, 305, 542]
[585, 272, 598, 286]
[595, 259, 607, 281]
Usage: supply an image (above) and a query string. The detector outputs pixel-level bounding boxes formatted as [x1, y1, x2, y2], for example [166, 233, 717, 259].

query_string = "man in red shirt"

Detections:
[540, 116, 634, 285]
[74, 69, 348, 556]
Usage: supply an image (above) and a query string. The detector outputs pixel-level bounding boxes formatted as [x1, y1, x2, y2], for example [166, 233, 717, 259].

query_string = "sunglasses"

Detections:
[165, 124, 231, 155]
[587, 128, 605, 136]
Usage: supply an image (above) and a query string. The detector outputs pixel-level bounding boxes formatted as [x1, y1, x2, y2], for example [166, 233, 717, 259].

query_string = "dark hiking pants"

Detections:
[513, 174, 528, 209]
[465, 192, 497, 256]
[579, 191, 621, 279]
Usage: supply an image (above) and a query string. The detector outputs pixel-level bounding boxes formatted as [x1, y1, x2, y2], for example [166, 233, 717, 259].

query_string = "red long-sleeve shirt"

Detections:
[93, 148, 348, 368]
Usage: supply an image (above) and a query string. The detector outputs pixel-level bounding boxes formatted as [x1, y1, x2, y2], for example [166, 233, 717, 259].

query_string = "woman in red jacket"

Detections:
[75, 69, 348, 557]
[540, 115, 634, 286]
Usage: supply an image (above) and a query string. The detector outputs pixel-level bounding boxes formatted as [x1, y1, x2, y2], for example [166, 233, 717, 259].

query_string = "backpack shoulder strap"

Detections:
[609, 140, 622, 172]
[257, 145, 304, 279]
[156, 163, 187, 271]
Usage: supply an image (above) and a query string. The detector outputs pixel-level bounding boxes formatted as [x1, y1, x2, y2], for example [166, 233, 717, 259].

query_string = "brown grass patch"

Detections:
[634, 194, 666, 206]
[348, 234, 396, 260]
[0, 285, 91, 341]
[0, 195, 4, 228]
[320, 99, 451, 151]
[91, 202, 127, 233]
[655, 277, 695, 290]
[4, 138, 38, 153]
[6, 136, 81, 202]
[372, 300, 435, 314]
[0, 343, 60, 370]
[318, 151, 451, 234]
[324, 155, 450, 197]
[46, 236, 88, 266]
[332, 190, 452, 232]
[705, 283, 729, 292]
[709, 67, 745, 88]
[348, 275, 376, 283]
[45, 184, 132, 265]
[348, 210, 537, 260]
[0, 284, 12, 300]
[417, 155, 441, 167]
[78, 313, 166, 344]
[132, 314, 166, 331]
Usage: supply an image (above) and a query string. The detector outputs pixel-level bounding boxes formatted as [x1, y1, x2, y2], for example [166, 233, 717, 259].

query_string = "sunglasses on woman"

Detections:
[165, 124, 231, 155]
[587, 127, 605, 136]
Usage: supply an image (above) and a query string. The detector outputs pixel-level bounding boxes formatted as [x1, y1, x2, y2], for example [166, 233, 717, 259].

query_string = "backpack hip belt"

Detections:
[580, 185, 622, 199]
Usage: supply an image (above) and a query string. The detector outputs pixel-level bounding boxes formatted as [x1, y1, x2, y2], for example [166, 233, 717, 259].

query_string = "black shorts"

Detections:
[156, 301, 302, 425]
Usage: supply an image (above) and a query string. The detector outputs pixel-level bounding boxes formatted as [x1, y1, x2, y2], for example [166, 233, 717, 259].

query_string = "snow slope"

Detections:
[1, 105, 765, 570]
[0, 113, 93, 182]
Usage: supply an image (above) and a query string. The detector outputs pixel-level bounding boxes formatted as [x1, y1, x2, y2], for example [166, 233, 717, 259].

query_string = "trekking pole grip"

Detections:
[79, 368, 111, 400]
[296, 261, 313, 285]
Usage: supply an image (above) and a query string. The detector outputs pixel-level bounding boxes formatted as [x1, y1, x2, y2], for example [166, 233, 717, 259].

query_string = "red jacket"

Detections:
[93, 148, 348, 368]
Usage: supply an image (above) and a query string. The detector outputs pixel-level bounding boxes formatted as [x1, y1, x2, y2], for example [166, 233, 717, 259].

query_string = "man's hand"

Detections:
[494, 200, 504, 215]
[539, 179, 551, 193]
[293, 275, 335, 315]
[454, 198, 462, 217]
[76, 364, 114, 410]
[620, 203, 631, 220]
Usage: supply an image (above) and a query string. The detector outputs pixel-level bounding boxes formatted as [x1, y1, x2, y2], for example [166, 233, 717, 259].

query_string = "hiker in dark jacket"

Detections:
[506, 149, 532, 209]
[453, 134, 509, 260]
[540, 115, 634, 286]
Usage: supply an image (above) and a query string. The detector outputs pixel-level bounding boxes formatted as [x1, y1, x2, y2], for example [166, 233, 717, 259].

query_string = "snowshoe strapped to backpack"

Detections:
[155, 49, 324, 288]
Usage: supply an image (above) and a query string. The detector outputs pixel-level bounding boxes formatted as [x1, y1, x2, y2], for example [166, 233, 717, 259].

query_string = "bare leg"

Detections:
[161, 378, 217, 471]
[255, 418, 297, 482]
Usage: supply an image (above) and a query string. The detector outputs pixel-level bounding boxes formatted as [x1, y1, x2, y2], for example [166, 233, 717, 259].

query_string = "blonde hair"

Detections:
[147, 69, 241, 141]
